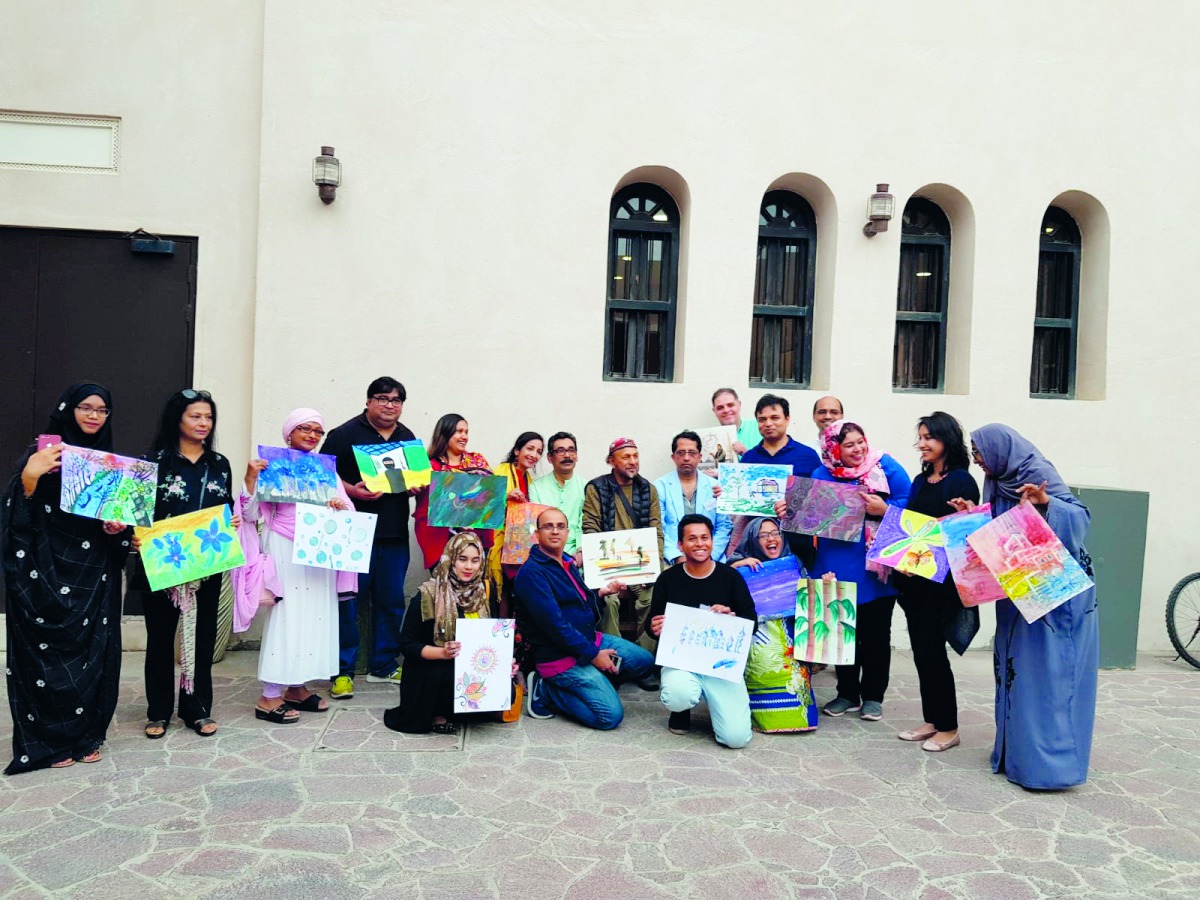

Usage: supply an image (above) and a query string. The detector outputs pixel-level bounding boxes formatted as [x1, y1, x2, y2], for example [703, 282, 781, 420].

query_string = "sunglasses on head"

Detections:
[181, 389, 212, 401]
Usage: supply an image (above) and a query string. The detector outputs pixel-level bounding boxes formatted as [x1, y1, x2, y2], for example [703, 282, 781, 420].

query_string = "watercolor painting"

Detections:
[654, 602, 755, 683]
[738, 555, 804, 620]
[501, 503, 552, 565]
[967, 502, 1094, 623]
[716, 463, 791, 516]
[694, 425, 738, 474]
[353, 440, 432, 493]
[427, 471, 507, 529]
[866, 506, 949, 581]
[291, 506, 378, 574]
[793, 578, 857, 666]
[58, 445, 158, 527]
[136, 504, 246, 592]
[256, 446, 338, 504]
[941, 504, 1007, 607]
[453, 617, 515, 713]
[579, 527, 661, 589]
[779, 476, 867, 542]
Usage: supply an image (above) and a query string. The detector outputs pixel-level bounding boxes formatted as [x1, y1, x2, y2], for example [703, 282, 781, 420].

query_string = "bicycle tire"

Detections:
[1166, 572, 1200, 669]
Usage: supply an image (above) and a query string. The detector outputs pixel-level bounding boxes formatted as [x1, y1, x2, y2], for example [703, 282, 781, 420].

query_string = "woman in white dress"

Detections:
[241, 408, 356, 723]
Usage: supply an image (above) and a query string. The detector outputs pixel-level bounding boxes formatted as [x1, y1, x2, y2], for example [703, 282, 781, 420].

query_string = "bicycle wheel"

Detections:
[1166, 572, 1200, 669]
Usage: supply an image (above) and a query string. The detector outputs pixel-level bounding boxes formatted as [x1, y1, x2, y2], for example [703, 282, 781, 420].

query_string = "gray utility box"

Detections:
[1070, 485, 1150, 670]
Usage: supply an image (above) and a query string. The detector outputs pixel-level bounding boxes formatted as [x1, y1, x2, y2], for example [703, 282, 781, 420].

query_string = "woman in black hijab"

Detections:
[2, 383, 130, 774]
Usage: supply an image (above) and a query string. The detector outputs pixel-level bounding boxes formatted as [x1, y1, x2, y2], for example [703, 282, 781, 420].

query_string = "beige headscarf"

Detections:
[420, 532, 490, 645]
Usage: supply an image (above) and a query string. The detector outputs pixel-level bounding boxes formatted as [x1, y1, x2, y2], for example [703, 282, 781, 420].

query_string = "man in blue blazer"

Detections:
[654, 431, 733, 564]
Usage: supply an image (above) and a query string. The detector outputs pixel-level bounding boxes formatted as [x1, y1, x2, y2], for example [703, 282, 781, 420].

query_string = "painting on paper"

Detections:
[794, 579, 857, 666]
[59, 445, 158, 527]
[427, 471, 507, 529]
[579, 527, 661, 589]
[500, 503, 552, 565]
[256, 446, 338, 504]
[453, 618, 515, 713]
[292, 506, 378, 574]
[716, 463, 790, 516]
[694, 425, 739, 475]
[353, 440, 432, 493]
[738, 555, 804, 620]
[966, 503, 1094, 623]
[865, 506, 949, 582]
[779, 476, 866, 542]
[136, 505, 246, 592]
[941, 504, 1006, 607]
[654, 602, 754, 683]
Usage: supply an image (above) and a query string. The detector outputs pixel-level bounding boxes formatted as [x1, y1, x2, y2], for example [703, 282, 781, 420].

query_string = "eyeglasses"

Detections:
[758, 529, 782, 539]
[181, 389, 212, 401]
[673, 449, 701, 457]
[550, 447, 577, 456]
[537, 523, 569, 532]
[370, 395, 403, 407]
[76, 405, 110, 418]
[293, 424, 326, 437]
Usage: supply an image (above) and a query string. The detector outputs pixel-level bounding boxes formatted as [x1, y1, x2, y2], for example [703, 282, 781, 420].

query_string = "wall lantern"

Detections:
[313, 146, 341, 204]
[862, 183, 895, 237]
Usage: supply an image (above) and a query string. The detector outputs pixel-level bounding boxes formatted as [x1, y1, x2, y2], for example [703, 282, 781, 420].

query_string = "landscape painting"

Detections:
[794, 578, 857, 666]
[738, 555, 804, 620]
[779, 476, 866, 542]
[427, 471, 507, 529]
[866, 506, 949, 582]
[716, 463, 790, 516]
[579, 527, 661, 589]
[941, 504, 1007, 607]
[353, 440, 432, 493]
[256, 446, 338, 504]
[59, 445, 158, 527]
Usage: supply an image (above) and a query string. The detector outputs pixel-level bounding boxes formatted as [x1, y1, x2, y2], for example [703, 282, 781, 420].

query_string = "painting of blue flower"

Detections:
[195, 520, 233, 558]
[136, 505, 246, 591]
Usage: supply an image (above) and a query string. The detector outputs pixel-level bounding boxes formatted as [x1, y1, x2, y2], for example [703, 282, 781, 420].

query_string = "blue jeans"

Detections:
[660, 667, 753, 749]
[338, 538, 410, 677]
[541, 635, 654, 730]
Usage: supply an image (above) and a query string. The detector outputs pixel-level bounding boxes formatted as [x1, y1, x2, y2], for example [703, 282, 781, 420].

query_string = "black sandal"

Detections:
[186, 717, 219, 736]
[431, 721, 459, 735]
[144, 720, 168, 740]
[254, 705, 299, 724]
[282, 693, 328, 713]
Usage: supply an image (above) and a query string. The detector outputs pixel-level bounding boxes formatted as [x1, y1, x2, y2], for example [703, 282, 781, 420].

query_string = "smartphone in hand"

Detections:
[37, 434, 62, 451]
[610, 653, 623, 673]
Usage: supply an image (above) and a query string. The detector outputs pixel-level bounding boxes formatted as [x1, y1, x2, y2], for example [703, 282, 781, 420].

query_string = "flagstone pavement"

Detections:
[1, 649, 1198, 899]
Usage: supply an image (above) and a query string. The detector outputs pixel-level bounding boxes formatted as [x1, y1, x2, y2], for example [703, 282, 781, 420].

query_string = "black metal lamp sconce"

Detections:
[313, 146, 341, 204]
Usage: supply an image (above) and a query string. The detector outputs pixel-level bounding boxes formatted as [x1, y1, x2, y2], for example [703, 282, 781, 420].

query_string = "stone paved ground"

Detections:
[1, 650, 1199, 899]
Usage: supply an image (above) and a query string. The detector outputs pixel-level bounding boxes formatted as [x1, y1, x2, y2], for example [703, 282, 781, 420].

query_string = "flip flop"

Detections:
[283, 693, 329, 713]
[50, 757, 75, 769]
[79, 750, 102, 764]
[255, 705, 300, 724]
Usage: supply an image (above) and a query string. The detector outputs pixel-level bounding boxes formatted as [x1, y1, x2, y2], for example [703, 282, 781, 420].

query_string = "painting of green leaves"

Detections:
[794, 578, 857, 665]
[136, 505, 246, 591]
[59, 445, 158, 527]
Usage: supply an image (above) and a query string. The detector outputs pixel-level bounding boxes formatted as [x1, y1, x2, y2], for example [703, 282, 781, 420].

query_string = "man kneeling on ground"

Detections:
[647, 514, 756, 749]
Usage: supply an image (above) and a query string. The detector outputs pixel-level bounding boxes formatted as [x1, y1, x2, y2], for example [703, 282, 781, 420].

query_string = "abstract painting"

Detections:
[941, 504, 1007, 607]
[966, 502, 1094, 623]
[500, 503, 552, 565]
[427, 471, 507, 529]
[256, 446, 338, 504]
[654, 602, 754, 683]
[738, 555, 804, 620]
[136, 504, 246, 592]
[453, 617, 515, 713]
[59, 445, 158, 527]
[866, 506, 949, 582]
[794, 579, 857, 666]
[779, 476, 867, 542]
[694, 425, 739, 474]
[353, 440, 432, 493]
[579, 527, 661, 589]
[716, 463, 791, 516]
[291, 505, 378, 574]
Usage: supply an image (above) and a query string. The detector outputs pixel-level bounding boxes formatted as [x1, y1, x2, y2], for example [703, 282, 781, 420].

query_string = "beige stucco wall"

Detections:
[4, 1, 1198, 653]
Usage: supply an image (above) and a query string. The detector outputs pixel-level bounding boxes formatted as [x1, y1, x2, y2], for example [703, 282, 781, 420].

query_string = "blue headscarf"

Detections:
[969, 424, 1071, 517]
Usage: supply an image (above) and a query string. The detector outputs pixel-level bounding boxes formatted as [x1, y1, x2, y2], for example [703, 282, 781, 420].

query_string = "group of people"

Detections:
[3, 379, 1099, 792]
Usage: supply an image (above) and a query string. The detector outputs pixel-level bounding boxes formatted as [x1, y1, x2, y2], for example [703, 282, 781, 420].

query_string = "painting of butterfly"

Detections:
[865, 506, 949, 582]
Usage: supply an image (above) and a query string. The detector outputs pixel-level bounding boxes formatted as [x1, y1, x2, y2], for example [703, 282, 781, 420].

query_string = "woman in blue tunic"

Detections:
[963, 424, 1098, 790]
[811, 421, 911, 721]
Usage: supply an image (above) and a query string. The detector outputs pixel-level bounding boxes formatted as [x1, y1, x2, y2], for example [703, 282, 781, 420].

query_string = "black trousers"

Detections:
[143, 574, 220, 724]
[835, 596, 895, 704]
[897, 591, 959, 732]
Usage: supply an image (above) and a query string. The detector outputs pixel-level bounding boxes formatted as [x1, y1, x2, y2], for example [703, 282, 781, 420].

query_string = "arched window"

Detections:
[750, 190, 815, 386]
[604, 183, 679, 381]
[893, 197, 951, 391]
[1031, 206, 1081, 397]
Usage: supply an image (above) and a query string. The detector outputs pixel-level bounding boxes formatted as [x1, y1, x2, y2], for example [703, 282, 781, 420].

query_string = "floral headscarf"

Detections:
[821, 421, 889, 495]
[420, 532, 490, 646]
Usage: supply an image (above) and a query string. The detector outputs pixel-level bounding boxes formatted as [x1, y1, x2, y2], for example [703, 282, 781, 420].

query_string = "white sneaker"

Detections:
[365, 667, 403, 684]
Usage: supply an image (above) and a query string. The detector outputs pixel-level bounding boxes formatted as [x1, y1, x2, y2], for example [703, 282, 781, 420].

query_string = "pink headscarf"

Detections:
[821, 421, 889, 494]
[283, 407, 324, 445]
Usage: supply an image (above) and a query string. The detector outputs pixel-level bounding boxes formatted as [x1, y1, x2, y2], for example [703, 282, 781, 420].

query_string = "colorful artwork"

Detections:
[941, 504, 1007, 607]
[353, 440, 432, 493]
[716, 463, 791, 516]
[136, 505, 246, 592]
[579, 527, 661, 589]
[453, 617, 515, 713]
[256, 446, 338, 504]
[866, 506, 949, 582]
[291, 505, 378, 574]
[738, 555, 804, 620]
[654, 602, 755, 683]
[427, 471, 507, 529]
[794, 579, 857, 666]
[501, 503, 552, 565]
[966, 503, 1094, 623]
[58, 445, 158, 527]
[779, 476, 866, 542]
[694, 425, 739, 474]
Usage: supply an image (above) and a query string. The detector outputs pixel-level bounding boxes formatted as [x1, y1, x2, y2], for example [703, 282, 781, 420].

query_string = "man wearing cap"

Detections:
[582, 438, 666, 661]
